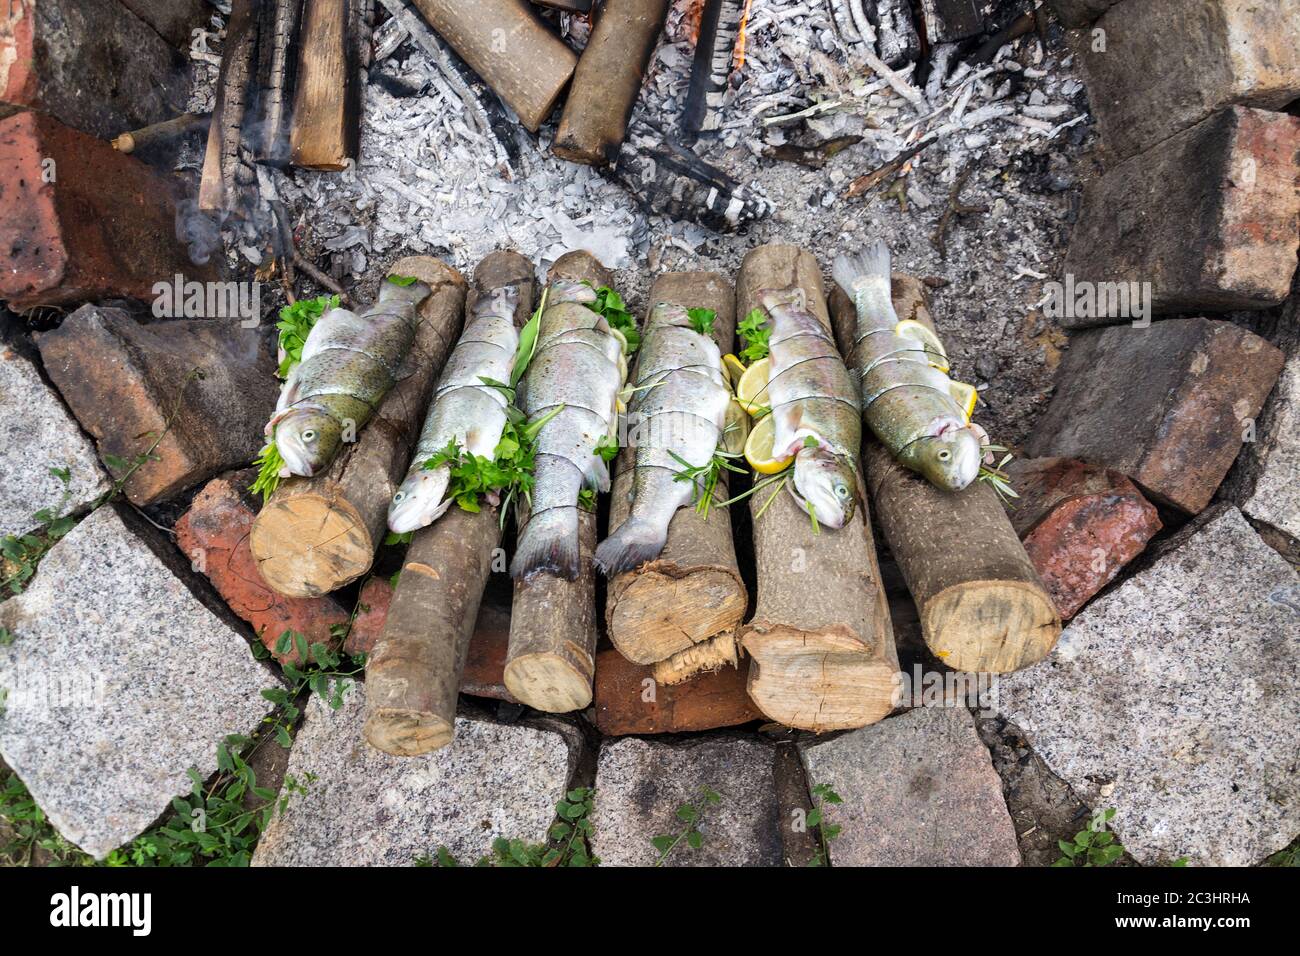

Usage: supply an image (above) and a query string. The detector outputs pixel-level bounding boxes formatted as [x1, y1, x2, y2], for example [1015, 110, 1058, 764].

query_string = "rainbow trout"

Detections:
[757, 287, 861, 528]
[267, 278, 430, 477]
[510, 280, 624, 580]
[594, 303, 731, 576]
[387, 286, 521, 533]
[833, 240, 982, 490]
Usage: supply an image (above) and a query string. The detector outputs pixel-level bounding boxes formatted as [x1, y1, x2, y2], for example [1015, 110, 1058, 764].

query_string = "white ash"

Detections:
[186, 0, 1094, 445]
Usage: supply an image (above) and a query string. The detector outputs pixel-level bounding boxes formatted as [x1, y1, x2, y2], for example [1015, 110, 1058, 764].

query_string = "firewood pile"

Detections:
[0, 0, 1297, 871]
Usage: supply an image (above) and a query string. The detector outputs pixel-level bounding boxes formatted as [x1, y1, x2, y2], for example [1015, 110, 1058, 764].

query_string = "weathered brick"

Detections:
[343, 576, 394, 657]
[1079, 0, 1300, 161]
[0, 112, 211, 311]
[0, 0, 188, 138]
[1026, 318, 1284, 514]
[36, 306, 278, 505]
[175, 471, 350, 661]
[592, 648, 762, 736]
[1049, 0, 1119, 28]
[1005, 457, 1162, 619]
[118, 0, 211, 48]
[1060, 107, 1300, 323]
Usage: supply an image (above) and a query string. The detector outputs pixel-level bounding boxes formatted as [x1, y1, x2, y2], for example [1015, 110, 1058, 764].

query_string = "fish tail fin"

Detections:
[834, 240, 892, 295]
[592, 516, 669, 577]
[511, 506, 581, 580]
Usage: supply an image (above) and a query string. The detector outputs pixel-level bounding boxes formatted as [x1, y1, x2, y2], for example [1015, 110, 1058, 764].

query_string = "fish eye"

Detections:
[836, 484, 850, 499]
[302, 429, 317, 442]
[937, 449, 951, 462]
[394, 492, 405, 502]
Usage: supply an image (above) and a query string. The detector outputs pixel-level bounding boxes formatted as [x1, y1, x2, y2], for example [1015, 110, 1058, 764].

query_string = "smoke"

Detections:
[174, 199, 225, 267]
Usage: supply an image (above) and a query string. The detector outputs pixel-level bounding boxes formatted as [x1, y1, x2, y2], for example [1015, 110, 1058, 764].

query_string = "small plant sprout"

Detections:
[1053, 807, 1124, 867]
[651, 785, 722, 865]
[807, 783, 844, 867]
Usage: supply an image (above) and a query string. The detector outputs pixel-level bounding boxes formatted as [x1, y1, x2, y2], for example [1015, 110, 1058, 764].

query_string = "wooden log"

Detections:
[553, 0, 670, 165]
[199, 0, 261, 211]
[250, 258, 466, 597]
[828, 273, 1062, 673]
[112, 113, 211, 156]
[504, 250, 611, 712]
[603, 271, 747, 669]
[733, 245, 898, 732]
[289, 0, 362, 170]
[364, 252, 536, 755]
[408, 0, 577, 133]
[249, 0, 303, 166]
[681, 0, 745, 141]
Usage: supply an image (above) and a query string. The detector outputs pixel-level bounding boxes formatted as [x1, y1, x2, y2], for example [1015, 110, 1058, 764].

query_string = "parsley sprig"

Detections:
[587, 284, 640, 355]
[737, 308, 771, 364]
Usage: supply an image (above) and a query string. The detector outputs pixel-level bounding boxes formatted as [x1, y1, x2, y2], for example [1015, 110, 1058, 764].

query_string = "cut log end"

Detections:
[249, 490, 373, 598]
[743, 625, 897, 733]
[503, 651, 594, 713]
[607, 565, 747, 664]
[923, 580, 1062, 673]
[363, 708, 454, 756]
[652, 630, 741, 686]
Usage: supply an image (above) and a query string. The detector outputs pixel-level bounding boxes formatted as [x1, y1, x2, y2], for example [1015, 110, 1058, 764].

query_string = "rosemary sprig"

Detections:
[977, 445, 1019, 504]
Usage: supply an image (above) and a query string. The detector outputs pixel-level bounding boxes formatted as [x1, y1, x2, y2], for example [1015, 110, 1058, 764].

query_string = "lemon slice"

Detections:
[949, 380, 978, 423]
[895, 319, 950, 373]
[722, 353, 748, 389]
[744, 413, 793, 474]
[735, 357, 771, 416]
[722, 397, 750, 456]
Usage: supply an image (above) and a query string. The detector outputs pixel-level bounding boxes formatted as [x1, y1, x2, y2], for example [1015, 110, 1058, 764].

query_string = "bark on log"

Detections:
[504, 250, 611, 712]
[289, 0, 363, 170]
[364, 252, 536, 755]
[604, 271, 748, 669]
[829, 274, 1062, 673]
[409, 0, 577, 133]
[681, 0, 745, 141]
[199, 0, 261, 211]
[733, 245, 898, 732]
[553, 0, 670, 165]
[250, 257, 466, 597]
[250, 0, 303, 166]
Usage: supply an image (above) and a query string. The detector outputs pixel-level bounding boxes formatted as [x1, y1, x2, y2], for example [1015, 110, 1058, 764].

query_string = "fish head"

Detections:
[387, 464, 452, 534]
[377, 277, 432, 307]
[274, 405, 341, 478]
[479, 284, 520, 319]
[757, 286, 807, 317]
[791, 445, 856, 529]
[912, 426, 982, 491]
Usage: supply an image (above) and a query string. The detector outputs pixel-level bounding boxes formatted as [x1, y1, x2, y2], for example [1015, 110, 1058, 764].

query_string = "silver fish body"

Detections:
[510, 285, 625, 580]
[269, 279, 430, 477]
[594, 304, 731, 576]
[758, 287, 861, 528]
[832, 240, 982, 491]
[387, 286, 521, 533]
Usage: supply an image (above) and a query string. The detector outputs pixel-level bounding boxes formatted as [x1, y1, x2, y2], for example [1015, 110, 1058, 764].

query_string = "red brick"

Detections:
[593, 648, 762, 736]
[1061, 107, 1300, 322]
[1005, 458, 1162, 619]
[343, 576, 395, 657]
[0, 112, 212, 311]
[1, 0, 188, 138]
[1027, 318, 1285, 514]
[175, 471, 350, 662]
[36, 305, 278, 505]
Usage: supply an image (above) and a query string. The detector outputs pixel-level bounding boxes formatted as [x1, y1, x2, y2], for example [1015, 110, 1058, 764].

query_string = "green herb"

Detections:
[668, 448, 746, 518]
[510, 287, 548, 388]
[427, 788, 598, 868]
[977, 445, 1019, 504]
[807, 783, 844, 867]
[423, 405, 564, 525]
[587, 284, 640, 355]
[738, 308, 771, 363]
[578, 488, 597, 512]
[386, 274, 419, 287]
[1053, 808, 1124, 867]
[686, 308, 717, 337]
[594, 433, 621, 464]
[249, 441, 286, 504]
[274, 295, 337, 379]
[651, 786, 721, 865]
[384, 530, 413, 545]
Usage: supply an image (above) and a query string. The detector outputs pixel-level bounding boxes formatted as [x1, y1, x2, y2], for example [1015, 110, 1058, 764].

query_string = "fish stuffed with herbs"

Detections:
[754, 287, 862, 529]
[387, 285, 521, 534]
[834, 240, 984, 492]
[594, 303, 731, 576]
[264, 277, 430, 478]
[510, 280, 627, 581]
